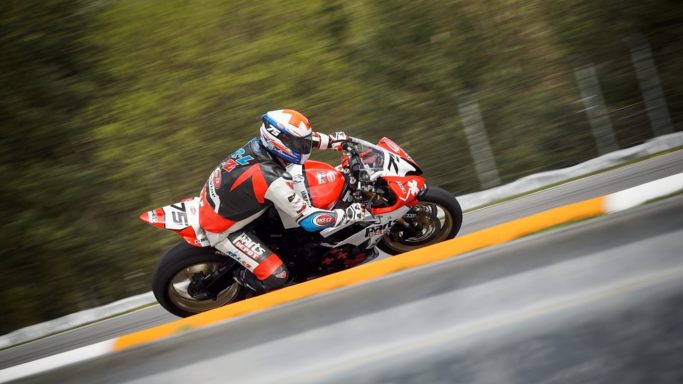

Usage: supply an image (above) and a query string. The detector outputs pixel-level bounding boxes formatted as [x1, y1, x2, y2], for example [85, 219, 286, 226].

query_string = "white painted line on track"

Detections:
[0, 339, 115, 383]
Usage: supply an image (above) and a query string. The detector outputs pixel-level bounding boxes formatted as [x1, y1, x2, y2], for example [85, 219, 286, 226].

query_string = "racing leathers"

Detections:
[198, 134, 363, 292]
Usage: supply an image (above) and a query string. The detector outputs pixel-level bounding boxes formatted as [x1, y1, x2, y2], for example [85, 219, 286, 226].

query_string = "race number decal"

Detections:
[387, 154, 400, 174]
[163, 203, 189, 230]
[265, 124, 281, 137]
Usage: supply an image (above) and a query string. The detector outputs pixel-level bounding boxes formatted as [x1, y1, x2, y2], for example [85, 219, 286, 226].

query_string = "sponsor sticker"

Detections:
[364, 220, 396, 237]
[398, 179, 421, 201]
[301, 190, 312, 205]
[208, 179, 219, 202]
[224, 148, 254, 168]
[211, 168, 222, 188]
[316, 172, 326, 184]
[222, 159, 238, 172]
[313, 214, 336, 227]
[148, 210, 158, 223]
[315, 171, 337, 184]
[407, 179, 420, 197]
[233, 233, 266, 259]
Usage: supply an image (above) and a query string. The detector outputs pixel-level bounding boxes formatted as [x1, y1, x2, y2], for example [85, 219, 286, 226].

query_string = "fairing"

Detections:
[377, 137, 422, 174]
[370, 176, 426, 215]
[139, 197, 209, 247]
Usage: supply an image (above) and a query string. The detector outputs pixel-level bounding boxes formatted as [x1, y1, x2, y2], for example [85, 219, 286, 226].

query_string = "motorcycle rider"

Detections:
[199, 109, 366, 293]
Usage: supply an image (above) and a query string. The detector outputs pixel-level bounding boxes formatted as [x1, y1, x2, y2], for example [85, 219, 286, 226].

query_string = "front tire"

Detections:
[152, 242, 246, 317]
[378, 186, 463, 255]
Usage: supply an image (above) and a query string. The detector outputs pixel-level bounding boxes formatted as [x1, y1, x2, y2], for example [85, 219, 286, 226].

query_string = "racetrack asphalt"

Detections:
[1, 149, 681, 372]
[14, 180, 683, 383]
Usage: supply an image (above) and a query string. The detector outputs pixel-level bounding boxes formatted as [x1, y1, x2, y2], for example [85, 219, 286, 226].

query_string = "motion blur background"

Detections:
[1, 0, 681, 334]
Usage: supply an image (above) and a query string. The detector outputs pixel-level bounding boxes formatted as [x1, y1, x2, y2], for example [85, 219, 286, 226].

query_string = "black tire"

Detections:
[377, 185, 463, 255]
[152, 242, 247, 317]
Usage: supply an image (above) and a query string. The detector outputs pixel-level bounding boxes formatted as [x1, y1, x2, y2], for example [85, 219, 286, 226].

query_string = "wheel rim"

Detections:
[168, 262, 241, 313]
[381, 202, 454, 254]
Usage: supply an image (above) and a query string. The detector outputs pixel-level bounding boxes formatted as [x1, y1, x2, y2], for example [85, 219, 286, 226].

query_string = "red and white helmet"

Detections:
[259, 109, 313, 164]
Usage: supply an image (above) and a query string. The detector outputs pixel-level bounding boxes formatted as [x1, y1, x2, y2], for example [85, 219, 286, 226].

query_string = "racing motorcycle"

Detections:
[141, 136, 463, 317]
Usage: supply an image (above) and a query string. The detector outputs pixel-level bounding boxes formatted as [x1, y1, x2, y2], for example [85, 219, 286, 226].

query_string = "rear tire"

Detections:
[152, 242, 247, 317]
[377, 186, 463, 255]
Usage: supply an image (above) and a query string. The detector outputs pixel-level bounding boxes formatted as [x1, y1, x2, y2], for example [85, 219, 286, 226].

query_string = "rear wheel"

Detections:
[378, 186, 463, 255]
[152, 242, 247, 317]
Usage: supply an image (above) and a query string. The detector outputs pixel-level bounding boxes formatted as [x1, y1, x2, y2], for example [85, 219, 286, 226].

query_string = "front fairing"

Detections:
[347, 137, 422, 177]
[376, 137, 422, 174]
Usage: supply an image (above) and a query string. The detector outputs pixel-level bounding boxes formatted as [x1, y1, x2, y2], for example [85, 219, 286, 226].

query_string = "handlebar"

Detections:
[341, 141, 355, 153]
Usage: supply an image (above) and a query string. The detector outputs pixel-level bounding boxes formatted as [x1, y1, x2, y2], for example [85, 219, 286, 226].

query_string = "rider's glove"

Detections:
[327, 131, 349, 151]
[339, 203, 366, 226]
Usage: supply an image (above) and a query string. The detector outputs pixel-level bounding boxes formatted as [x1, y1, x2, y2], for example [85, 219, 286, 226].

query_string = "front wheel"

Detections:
[152, 242, 247, 317]
[378, 186, 463, 255]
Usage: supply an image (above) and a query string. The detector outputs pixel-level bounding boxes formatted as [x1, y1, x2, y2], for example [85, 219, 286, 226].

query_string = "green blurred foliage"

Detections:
[1, 0, 681, 333]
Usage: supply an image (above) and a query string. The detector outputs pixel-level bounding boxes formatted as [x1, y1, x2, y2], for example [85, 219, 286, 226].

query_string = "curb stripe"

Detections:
[113, 196, 607, 351]
[605, 172, 683, 213]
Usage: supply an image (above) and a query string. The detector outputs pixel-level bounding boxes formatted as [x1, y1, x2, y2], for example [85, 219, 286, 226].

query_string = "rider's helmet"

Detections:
[259, 109, 313, 165]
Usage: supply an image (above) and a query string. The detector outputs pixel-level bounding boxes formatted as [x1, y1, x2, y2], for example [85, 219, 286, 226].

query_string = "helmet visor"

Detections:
[280, 132, 312, 156]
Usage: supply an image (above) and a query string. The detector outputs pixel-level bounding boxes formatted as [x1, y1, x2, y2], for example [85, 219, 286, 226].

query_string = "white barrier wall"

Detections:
[458, 132, 683, 210]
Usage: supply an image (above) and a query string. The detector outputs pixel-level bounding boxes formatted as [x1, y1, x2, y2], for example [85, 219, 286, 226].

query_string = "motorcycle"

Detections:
[140, 136, 463, 317]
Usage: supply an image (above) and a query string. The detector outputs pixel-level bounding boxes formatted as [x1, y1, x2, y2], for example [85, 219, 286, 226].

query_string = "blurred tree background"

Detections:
[1, 0, 681, 333]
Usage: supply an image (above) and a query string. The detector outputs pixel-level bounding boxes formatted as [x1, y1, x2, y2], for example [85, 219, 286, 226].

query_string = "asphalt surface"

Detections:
[0, 149, 681, 372]
[15, 186, 683, 383]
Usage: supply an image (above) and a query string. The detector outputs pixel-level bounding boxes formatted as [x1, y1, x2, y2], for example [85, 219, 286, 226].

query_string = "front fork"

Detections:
[389, 188, 437, 242]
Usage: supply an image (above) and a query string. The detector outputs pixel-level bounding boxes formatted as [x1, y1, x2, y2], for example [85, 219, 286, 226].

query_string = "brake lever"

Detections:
[342, 141, 357, 155]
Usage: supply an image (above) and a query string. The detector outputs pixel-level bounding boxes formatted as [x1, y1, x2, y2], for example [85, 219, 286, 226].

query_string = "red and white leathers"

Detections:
[198, 135, 362, 292]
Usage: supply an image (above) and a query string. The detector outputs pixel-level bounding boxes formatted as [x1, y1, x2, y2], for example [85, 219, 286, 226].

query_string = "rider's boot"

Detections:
[234, 269, 266, 293]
